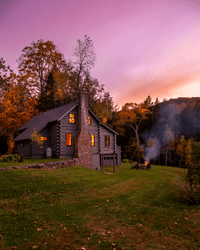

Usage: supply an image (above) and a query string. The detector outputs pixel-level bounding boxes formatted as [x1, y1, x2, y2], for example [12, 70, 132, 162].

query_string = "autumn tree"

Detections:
[0, 74, 37, 153]
[0, 57, 13, 100]
[31, 129, 44, 155]
[191, 141, 200, 164]
[171, 136, 192, 168]
[117, 101, 151, 162]
[72, 35, 96, 90]
[17, 39, 70, 99]
[36, 71, 58, 112]
[53, 68, 116, 123]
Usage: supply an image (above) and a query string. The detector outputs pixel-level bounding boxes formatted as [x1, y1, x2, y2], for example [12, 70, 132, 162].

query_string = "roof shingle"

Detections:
[14, 102, 78, 141]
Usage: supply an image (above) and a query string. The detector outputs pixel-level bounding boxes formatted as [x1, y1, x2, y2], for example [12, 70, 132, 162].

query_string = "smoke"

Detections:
[142, 98, 200, 162]
[144, 138, 160, 163]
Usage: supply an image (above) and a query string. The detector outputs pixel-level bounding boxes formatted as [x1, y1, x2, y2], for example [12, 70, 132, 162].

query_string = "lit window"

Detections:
[105, 135, 110, 146]
[91, 135, 95, 146]
[88, 116, 91, 125]
[66, 134, 72, 146]
[69, 114, 75, 123]
[41, 137, 47, 141]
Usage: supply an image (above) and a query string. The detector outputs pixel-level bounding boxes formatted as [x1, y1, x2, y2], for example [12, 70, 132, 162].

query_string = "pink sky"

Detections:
[1, 0, 200, 107]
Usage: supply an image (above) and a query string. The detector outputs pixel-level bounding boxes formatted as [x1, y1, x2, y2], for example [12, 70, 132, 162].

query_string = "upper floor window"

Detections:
[91, 135, 95, 146]
[66, 134, 72, 146]
[69, 114, 75, 123]
[105, 135, 110, 146]
[88, 116, 91, 125]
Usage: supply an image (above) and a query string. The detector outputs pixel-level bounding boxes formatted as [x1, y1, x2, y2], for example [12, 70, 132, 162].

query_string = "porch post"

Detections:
[102, 154, 104, 172]
[113, 153, 116, 174]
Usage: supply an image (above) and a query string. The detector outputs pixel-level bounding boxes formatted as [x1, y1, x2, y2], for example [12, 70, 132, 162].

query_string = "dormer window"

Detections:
[69, 114, 75, 123]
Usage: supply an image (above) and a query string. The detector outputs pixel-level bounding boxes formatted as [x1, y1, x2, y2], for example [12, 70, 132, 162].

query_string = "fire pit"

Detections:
[139, 162, 151, 169]
[130, 161, 151, 169]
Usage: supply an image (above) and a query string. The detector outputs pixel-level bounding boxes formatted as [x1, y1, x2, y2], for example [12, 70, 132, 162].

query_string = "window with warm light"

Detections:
[41, 137, 47, 141]
[66, 134, 72, 146]
[91, 135, 95, 146]
[69, 114, 75, 123]
[88, 116, 91, 125]
[105, 135, 110, 146]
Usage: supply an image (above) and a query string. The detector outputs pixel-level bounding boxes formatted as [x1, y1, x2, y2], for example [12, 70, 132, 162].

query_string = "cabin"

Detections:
[13, 92, 121, 171]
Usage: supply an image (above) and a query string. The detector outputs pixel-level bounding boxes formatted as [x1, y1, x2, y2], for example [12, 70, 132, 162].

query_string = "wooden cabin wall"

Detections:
[59, 107, 78, 159]
[49, 122, 59, 158]
[88, 112, 99, 154]
[31, 127, 49, 158]
[99, 126, 115, 154]
[15, 140, 31, 158]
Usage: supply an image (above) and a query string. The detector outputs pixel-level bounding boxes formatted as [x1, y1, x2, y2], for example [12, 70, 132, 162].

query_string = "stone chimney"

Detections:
[74, 91, 93, 169]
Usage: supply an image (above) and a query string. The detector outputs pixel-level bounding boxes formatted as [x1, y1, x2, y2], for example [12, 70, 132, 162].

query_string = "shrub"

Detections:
[0, 154, 21, 163]
[174, 178, 200, 205]
[174, 163, 200, 205]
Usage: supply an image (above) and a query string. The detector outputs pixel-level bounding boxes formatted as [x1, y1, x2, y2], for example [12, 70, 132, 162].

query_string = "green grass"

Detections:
[0, 163, 199, 249]
[0, 158, 67, 168]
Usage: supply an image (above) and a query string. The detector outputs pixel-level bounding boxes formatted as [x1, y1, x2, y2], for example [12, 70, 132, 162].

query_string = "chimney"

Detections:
[75, 91, 93, 169]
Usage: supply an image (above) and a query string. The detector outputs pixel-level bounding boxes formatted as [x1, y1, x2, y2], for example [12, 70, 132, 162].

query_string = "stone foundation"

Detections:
[0, 158, 80, 171]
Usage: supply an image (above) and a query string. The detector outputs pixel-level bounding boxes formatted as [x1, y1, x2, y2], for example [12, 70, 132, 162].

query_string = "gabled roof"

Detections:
[14, 101, 118, 142]
[88, 108, 118, 135]
[13, 102, 78, 141]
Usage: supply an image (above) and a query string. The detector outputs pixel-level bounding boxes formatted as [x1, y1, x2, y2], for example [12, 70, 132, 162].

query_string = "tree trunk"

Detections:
[165, 146, 168, 166]
[179, 155, 182, 168]
[136, 132, 140, 163]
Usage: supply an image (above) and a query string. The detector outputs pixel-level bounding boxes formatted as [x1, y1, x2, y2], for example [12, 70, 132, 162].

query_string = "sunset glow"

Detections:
[1, 0, 200, 107]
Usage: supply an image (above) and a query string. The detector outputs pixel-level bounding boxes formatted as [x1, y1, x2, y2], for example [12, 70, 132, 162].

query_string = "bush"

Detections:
[122, 159, 130, 163]
[174, 176, 200, 205]
[0, 154, 21, 163]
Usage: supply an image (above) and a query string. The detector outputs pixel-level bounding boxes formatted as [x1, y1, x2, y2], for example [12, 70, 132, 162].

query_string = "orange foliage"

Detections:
[0, 83, 37, 153]
[118, 102, 151, 127]
[117, 102, 151, 162]
[102, 117, 108, 124]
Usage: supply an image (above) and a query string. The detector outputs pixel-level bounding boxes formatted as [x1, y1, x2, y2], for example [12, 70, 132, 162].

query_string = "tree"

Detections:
[171, 136, 192, 168]
[0, 74, 37, 153]
[36, 71, 58, 112]
[117, 102, 151, 162]
[90, 91, 118, 123]
[17, 39, 69, 98]
[0, 58, 13, 100]
[163, 125, 174, 166]
[192, 141, 200, 164]
[31, 129, 44, 154]
[73, 35, 96, 90]
[144, 95, 153, 108]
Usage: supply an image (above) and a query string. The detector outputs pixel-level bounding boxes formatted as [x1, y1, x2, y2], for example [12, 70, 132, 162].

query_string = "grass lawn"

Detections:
[0, 163, 199, 249]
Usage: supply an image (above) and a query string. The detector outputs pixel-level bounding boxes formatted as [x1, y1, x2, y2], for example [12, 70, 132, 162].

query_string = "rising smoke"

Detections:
[142, 98, 200, 162]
